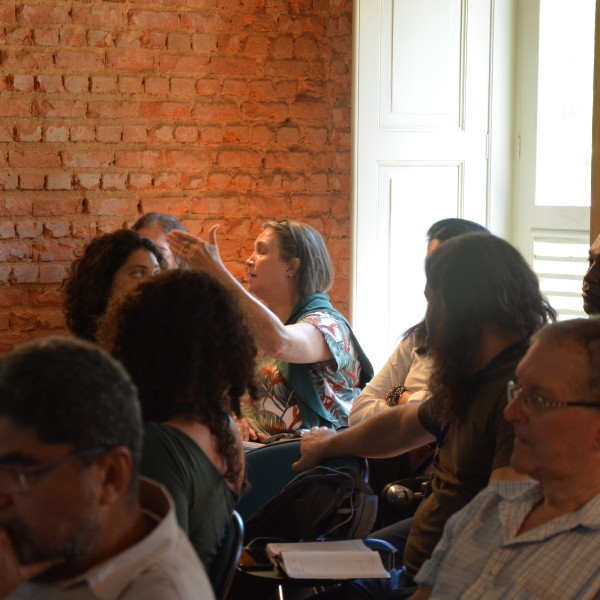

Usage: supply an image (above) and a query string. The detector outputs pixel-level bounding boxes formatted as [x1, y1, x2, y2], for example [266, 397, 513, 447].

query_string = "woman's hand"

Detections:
[0, 528, 63, 597]
[233, 415, 257, 442]
[167, 225, 225, 277]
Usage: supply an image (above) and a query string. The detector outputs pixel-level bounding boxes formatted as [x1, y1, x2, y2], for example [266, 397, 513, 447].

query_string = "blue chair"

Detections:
[209, 510, 244, 600]
[236, 439, 369, 522]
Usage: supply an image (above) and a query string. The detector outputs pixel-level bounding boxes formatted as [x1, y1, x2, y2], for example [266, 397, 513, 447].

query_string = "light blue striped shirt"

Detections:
[415, 480, 600, 599]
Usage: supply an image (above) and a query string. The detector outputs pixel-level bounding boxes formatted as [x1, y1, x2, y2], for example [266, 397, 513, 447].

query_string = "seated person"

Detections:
[132, 212, 188, 270]
[64, 229, 163, 341]
[97, 270, 256, 571]
[409, 317, 600, 599]
[0, 337, 213, 600]
[350, 218, 489, 424]
[583, 232, 600, 315]
[167, 220, 373, 440]
[293, 233, 555, 585]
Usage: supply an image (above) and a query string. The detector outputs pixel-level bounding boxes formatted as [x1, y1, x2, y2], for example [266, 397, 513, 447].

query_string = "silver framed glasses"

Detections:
[0, 446, 110, 494]
[506, 380, 600, 411]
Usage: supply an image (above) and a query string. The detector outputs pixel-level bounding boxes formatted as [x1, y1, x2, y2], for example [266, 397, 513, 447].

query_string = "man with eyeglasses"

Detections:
[409, 317, 600, 598]
[0, 337, 214, 599]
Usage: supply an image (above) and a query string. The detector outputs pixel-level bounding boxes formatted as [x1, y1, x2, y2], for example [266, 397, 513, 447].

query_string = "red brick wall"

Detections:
[0, 0, 353, 352]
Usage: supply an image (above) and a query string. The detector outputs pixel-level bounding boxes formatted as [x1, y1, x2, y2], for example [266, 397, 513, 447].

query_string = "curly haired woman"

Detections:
[64, 229, 163, 341]
[97, 269, 257, 572]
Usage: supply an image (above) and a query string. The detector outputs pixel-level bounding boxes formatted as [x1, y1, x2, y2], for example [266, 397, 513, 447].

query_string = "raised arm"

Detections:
[168, 226, 331, 364]
[292, 402, 435, 472]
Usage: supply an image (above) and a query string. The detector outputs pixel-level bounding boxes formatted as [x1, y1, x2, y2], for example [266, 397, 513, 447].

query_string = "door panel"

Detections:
[353, 0, 492, 370]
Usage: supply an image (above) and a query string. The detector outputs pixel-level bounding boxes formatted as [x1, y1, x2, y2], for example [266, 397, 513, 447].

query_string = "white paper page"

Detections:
[280, 550, 389, 579]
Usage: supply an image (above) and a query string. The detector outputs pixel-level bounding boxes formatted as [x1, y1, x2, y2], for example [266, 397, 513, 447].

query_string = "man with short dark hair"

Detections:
[583, 233, 600, 315]
[0, 337, 213, 599]
[411, 318, 600, 598]
[132, 212, 188, 270]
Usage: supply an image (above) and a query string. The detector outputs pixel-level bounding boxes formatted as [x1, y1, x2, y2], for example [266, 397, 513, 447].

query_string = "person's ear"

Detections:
[287, 257, 300, 279]
[94, 446, 134, 505]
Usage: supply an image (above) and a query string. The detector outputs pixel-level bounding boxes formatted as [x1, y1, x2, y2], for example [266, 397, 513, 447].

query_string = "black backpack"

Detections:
[244, 465, 378, 543]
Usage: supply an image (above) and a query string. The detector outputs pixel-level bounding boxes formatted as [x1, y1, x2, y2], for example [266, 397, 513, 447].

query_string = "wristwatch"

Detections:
[386, 385, 408, 406]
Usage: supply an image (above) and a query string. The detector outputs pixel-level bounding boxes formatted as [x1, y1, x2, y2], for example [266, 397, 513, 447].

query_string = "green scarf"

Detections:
[275, 293, 374, 429]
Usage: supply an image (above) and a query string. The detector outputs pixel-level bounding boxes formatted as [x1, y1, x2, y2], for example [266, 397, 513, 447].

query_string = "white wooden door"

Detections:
[352, 0, 493, 370]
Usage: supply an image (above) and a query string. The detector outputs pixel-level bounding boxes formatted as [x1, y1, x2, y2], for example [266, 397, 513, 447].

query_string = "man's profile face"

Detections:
[583, 234, 600, 315]
[0, 418, 101, 579]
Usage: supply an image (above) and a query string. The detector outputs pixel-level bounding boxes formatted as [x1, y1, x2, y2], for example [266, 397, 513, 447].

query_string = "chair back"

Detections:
[209, 510, 244, 600]
[236, 439, 369, 522]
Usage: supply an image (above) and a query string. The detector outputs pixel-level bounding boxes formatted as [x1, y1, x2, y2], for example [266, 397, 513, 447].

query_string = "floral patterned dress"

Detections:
[243, 310, 363, 440]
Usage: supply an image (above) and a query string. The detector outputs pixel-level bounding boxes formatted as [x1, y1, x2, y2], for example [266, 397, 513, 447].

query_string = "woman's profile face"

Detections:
[245, 228, 293, 299]
[111, 248, 160, 296]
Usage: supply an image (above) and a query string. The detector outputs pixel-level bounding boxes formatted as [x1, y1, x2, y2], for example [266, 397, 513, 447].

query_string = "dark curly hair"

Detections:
[63, 229, 164, 341]
[97, 269, 258, 490]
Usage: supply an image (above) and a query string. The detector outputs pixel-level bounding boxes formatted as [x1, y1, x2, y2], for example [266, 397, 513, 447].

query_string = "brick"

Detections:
[271, 36, 294, 59]
[174, 126, 198, 143]
[1, 97, 30, 118]
[74, 173, 101, 190]
[0, 313, 8, 330]
[165, 150, 213, 170]
[195, 79, 221, 96]
[20, 5, 70, 25]
[61, 26, 87, 47]
[13, 74, 35, 92]
[12, 265, 39, 283]
[44, 125, 69, 142]
[250, 126, 275, 144]
[0, 197, 32, 216]
[15, 125, 42, 142]
[241, 102, 288, 121]
[64, 75, 89, 94]
[0, 223, 15, 238]
[222, 80, 248, 96]
[114, 151, 162, 169]
[170, 78, 196, 96]
[33, 28, 59, 46]
[32, 197, 82, 217]
[16, 221, 43, 238]
[150, 126, 174, 143]
[159, 55, 210, 74]
[129, 10, 180, 30]
[192, 33, 218, 53]
[86, 197, 138, 216]
[55, 50, 104, 70]
[33, 98, 86, 119]
[87, 101, 137, 120]
[39, 264, 68, 284]
[0, 172, 19, 190]
[106, 50, 155, 71]
[208, 173, 232, 190]
[0, 241, 30, 261]
[61, 151, 114, 168]
[35, 240, 78, 262]
[128, 173, 153, 190]
[122, 126, 148, 143]
[43, 221, 71, 238]
[96, 125, 122, 143]
[119, 76, 144, 94]
[140, 197, 193, 215]
[218, 150, 262, 168]
[191, 103, 239, 122]
[154, 172, 181, 189]
[88, 30, 115, 48]
[19, 173, 46, 190]
[167, 32, 191, 51]
[0, 125, 13, 142]
[91, 76, 118, 94]
[101, 173, 127, 190]
[72, 6, 123, 28]
[145, 77, 170, 96]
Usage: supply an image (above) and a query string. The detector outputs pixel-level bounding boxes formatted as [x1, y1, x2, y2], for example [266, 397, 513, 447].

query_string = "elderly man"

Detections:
[0, 337, 214, 600]
[411, 318, 600, 598]
[583, 233, 600, 315]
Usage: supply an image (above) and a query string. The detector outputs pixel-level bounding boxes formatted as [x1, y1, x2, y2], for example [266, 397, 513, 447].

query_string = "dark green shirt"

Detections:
[141, 421, 237, 572]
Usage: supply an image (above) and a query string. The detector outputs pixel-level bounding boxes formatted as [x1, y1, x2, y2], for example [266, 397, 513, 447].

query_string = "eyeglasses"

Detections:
[506, 380, 600, 411]
[0, 446, 110, 494]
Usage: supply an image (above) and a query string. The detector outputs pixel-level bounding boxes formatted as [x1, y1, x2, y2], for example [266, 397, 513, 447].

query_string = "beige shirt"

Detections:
[9, 478, 215, 600]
